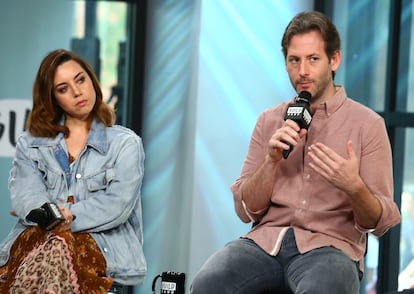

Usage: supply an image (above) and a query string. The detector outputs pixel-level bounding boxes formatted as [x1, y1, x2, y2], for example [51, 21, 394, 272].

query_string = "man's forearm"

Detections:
[241, 155, 279, 212]
[348, 177, 383, 229]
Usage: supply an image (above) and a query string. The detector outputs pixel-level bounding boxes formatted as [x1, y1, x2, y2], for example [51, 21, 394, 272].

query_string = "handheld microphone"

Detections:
[26, 202, 65, 230]
[282, 91, 312, 159]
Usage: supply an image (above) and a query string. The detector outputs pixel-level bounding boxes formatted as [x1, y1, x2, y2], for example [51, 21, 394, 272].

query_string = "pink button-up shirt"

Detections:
[231, 86, 401, 271]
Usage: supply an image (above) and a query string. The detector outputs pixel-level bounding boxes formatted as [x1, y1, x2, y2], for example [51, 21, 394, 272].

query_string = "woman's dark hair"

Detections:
[281, 11, 341, 78]
[27, 49, 115, 137]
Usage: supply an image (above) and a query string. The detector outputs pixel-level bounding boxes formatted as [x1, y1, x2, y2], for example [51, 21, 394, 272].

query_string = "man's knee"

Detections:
[190, 267, 227, 294]
[288, 247, 360, 294]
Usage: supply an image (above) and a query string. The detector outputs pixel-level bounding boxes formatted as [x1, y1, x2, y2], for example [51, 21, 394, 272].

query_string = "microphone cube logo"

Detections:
[286, 106, 303, 117]
[302, 108, 312, 125]
[285, 105, 312, 129]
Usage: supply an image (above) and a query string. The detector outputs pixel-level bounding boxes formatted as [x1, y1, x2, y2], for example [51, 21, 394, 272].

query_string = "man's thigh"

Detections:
[286, 246, 360, 294]
[191, 238, 288, 294]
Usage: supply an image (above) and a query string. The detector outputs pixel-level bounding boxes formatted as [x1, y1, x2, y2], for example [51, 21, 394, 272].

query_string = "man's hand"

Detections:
[308, 140, 383, 229]
[268, 119, 308, 161]
[308, 140, 363, 195]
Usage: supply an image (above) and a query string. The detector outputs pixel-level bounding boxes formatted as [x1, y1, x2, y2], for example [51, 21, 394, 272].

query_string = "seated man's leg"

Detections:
[286, 246, 360, 294]
[190, 238, 288, 294]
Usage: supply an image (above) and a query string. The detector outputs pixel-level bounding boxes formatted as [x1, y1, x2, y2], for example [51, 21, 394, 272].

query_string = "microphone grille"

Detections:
[297, 91, 311, 103]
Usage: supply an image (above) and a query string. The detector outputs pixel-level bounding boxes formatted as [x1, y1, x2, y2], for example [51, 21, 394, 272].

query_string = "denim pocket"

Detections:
[86, 168, 115, 192]
[37, 161, 59, 190]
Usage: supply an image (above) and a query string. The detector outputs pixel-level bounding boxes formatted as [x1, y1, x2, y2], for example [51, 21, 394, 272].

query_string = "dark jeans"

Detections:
[190, 229, 360, 294]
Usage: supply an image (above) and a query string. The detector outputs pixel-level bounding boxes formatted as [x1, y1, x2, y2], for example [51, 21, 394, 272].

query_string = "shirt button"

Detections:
[302, 200, 307, 205]
[76, 173, 82, 179]
[103, 247, 108, 252]
[305, 174, 311, 180]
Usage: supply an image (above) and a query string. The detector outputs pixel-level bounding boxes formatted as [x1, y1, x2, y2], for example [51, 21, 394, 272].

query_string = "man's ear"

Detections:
[330, 50, 341, 72]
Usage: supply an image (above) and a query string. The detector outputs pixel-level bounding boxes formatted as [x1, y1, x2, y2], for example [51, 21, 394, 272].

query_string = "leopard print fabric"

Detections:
[0, 227, 112, 294]
[11, 234, 79, 293]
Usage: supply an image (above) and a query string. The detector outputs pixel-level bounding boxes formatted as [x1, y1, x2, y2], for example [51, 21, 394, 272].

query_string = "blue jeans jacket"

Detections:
[0, 119, 147, 285]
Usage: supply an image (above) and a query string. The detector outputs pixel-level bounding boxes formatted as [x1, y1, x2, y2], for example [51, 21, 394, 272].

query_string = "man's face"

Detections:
[285, 30, 340, 105]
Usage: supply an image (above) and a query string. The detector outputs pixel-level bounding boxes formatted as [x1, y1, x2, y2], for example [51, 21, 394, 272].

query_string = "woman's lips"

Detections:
[76, 100, 87, 107]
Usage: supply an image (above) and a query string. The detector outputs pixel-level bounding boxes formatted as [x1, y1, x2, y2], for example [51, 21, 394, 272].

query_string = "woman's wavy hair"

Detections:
[27, 49, 115, 137]
[281, 11, 341, 79]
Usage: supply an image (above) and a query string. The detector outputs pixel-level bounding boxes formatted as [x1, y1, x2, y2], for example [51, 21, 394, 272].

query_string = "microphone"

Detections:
[26, 202, 65, 230]
[282, 91, 313, 159]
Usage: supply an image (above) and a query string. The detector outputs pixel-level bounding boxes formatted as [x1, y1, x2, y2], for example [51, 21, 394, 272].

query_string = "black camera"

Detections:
[26, 202, 65, 230]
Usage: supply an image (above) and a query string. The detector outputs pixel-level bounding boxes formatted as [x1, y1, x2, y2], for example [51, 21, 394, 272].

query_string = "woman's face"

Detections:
[53, 60, 96, 122]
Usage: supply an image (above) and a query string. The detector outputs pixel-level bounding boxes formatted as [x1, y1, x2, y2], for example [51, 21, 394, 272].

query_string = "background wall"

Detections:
[2, 1, 412, 293]
[140, 1, 313, 292]
[0, 0, 74, 239]
[0, 1, 315, 293]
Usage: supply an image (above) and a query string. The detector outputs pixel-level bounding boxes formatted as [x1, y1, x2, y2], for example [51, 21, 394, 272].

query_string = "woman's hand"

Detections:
[56, 206, 75, 232]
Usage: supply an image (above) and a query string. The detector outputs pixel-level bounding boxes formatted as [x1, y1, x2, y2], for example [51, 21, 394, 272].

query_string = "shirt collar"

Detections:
[313, 85, 347, 117]
[30, 118, 109, 155]
[87, 119, 108, 154]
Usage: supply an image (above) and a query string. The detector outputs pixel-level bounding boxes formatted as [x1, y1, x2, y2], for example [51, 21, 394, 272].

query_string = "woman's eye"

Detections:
[77, 76, 86, 84]
[57, 87, 67, 94]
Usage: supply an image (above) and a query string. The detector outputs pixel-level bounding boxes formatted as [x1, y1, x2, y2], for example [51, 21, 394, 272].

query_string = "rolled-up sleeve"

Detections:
[357, 115, 401, 236]
[231, 109, 282, 223]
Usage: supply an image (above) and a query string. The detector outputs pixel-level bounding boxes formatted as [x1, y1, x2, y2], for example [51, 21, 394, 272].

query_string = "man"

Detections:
[190, 11, 401, 294]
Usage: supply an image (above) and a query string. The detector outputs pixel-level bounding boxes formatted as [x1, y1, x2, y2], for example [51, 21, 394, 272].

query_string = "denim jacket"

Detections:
[0, 119, 147, 285]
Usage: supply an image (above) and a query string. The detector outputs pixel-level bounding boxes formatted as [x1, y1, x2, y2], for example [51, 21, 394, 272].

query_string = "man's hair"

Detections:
[27, 49, 115, 138]
[281, 11, 341, 60]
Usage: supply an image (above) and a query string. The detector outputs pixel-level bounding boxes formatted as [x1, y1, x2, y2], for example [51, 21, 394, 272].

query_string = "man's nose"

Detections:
[299, 61, 309, 76]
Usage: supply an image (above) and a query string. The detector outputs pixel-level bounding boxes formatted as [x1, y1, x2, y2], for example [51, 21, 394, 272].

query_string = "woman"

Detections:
[0, 49, 146, 293]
